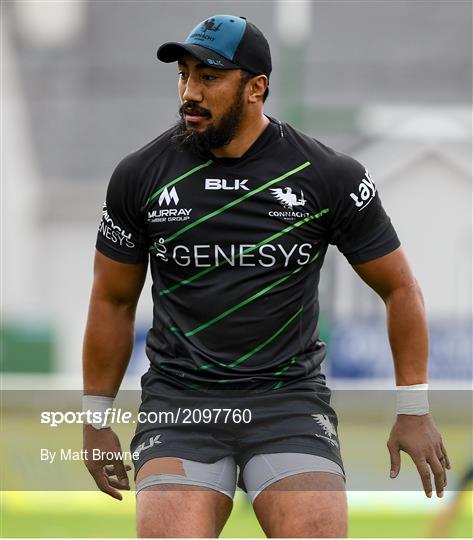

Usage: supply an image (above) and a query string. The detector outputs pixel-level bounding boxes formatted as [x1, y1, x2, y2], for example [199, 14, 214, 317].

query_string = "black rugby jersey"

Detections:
[96, 117, 400, 391]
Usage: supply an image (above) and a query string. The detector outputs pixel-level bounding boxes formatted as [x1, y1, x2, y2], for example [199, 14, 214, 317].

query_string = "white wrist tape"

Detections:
[82, 395, 114, 429]
[396, 383, 429, 415]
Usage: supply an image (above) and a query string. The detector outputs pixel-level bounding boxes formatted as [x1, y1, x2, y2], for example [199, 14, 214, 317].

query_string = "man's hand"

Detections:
[83, 424, 131, 500]
[387, 414, 450, 497]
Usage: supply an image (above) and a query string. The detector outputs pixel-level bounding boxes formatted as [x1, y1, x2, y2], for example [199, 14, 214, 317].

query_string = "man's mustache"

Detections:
[179, 102, 211, 118]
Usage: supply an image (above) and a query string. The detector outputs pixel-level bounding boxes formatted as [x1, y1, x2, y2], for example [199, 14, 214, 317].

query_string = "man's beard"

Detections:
[171, 84, 245, 156]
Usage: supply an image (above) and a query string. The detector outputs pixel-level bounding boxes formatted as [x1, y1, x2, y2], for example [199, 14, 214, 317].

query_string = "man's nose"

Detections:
[182, 75, 203, 103]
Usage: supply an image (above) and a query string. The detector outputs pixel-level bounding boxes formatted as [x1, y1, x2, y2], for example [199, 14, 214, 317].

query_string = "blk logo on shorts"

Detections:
[134, 434, 162, 459]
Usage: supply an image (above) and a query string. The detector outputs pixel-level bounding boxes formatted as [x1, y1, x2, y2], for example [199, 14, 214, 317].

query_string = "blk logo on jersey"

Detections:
[205, 178, 250, 191]
[350, 169, 376, 211]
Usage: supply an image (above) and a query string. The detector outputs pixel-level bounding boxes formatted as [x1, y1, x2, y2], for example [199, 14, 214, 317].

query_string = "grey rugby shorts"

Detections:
[131, 368, 345, 502]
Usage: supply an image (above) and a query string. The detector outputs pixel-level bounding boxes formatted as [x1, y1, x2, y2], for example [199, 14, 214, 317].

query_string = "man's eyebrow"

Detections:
[177, 59, 217, 70]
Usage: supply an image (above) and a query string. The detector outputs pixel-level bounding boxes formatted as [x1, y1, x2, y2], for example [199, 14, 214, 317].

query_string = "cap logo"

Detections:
[185, 15, 247, 61]
[207, 58, 224, 66]
[201, 18, 223, 33]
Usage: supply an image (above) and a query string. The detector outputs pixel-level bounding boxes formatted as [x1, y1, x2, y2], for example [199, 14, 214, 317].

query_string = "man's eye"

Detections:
[202, 74, 217, 81]
[178, 71, 188, 80]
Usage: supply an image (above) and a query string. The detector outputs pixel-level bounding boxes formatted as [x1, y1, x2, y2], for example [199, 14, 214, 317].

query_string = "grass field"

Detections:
[1, 491, 472, 538]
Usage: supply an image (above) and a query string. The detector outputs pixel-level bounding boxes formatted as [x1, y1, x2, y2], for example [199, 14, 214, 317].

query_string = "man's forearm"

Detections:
[83, 296, 137, 396]
[385, 280, 429, 385]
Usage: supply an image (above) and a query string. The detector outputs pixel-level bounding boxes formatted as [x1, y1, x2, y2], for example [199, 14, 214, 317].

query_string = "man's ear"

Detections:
[248, 75, 269, 103]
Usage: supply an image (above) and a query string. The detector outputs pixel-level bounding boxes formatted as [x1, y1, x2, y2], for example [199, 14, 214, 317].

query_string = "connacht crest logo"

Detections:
[270, 187, 306, 210]
[312, 414, 339, 448]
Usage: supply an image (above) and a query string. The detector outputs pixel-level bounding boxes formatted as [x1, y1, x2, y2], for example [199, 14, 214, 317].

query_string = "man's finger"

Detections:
[440, 440, 451, 469]
[104, 464, 132, 476]
[90, 468, 124, 500]
[414, 458, 433, 497]
[108, 477, 131, 490]
[438, 454, 447, 488]
[112, 460, 130, 487]
[428, 456, 445, 497]
[387, 442, 401, 478]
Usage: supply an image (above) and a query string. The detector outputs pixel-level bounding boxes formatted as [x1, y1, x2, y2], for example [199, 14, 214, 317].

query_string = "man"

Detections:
[82, 14, 449, 538]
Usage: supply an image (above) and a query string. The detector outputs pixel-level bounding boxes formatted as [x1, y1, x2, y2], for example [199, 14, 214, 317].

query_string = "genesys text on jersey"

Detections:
[153, 241, 316, 267]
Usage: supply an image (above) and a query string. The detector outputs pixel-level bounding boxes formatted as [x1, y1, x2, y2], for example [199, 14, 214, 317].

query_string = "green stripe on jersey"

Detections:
[164, 161, 311, 243]
[274, 356, 298, 376]
[226, 309, 303, 368]
[197, 307, 304, 371]
[158, 208, 329, 296]
[184, 251, 320, 337]
[141, 160, 213, 211]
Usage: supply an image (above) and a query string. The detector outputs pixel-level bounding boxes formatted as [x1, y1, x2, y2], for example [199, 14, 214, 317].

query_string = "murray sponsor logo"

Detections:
[312, 413, 339, 448]
[148, 208, 192, 223]
[159, 187, 179, 206]
[350, 169, 376, 211]
[269, 186, 310, 221]
[148, 187, 192, 223]
[205, 178, 249, 191]
[98, 203, 135, 248]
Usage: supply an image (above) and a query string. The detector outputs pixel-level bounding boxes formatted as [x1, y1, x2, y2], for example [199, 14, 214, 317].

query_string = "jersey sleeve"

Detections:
[95, 154, 149, 264]
[323, 152, 400, 265]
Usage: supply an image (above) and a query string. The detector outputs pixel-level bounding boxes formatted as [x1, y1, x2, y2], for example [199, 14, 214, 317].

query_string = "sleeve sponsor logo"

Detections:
[98, 203, 135, 248]
[349, 169, 376, 211]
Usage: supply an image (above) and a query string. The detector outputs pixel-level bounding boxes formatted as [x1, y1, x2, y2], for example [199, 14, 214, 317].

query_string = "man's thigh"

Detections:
[252, 471, 347, 538]
[135, 456, 235, 538]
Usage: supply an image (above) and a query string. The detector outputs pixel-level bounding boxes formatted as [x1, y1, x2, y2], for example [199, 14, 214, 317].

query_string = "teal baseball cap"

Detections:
[157, 15, 272, 77]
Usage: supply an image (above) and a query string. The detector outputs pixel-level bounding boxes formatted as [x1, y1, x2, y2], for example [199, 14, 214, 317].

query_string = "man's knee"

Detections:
[253, 472, 347, 538]
[267, 501, 347, 537]
[136, 484, 232, 538]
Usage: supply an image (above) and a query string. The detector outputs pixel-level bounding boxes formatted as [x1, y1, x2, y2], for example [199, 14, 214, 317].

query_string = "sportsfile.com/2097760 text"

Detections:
[40, 408, 252, 427]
